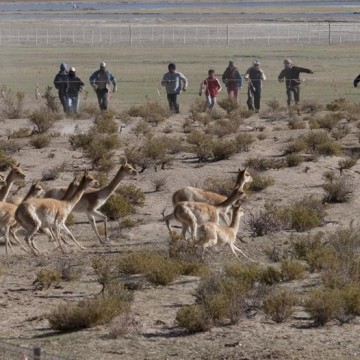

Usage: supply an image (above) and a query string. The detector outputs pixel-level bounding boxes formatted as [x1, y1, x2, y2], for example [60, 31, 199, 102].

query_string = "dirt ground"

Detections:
[0, 99, 360, 360]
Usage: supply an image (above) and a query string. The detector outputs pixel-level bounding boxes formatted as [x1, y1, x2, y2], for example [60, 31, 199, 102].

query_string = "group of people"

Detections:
[161, 58, 314, 114]
[54, 58, 316, 114]
[53, 62, 117, 113]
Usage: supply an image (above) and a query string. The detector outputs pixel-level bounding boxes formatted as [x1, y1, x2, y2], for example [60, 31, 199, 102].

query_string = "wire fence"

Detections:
[0, 22, 359, 47]
[0, 341, 68, 360]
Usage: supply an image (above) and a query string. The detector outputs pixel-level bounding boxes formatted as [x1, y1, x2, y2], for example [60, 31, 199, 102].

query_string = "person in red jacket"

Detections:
[199, 69, 222, 111]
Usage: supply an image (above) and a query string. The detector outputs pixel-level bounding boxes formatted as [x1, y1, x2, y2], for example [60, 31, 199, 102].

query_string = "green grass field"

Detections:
[1, 45, 360, 111]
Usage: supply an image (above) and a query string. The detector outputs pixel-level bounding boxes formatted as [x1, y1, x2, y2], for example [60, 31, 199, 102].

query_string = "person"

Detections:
[53, 63, 68, 112]
[222, 60, 242, 103]
[353, 74, 360, 88]
[199, 69, 222, 111]
[65, 67, 84, 113]
[89, 62, 117, 111]
[244, 60, 266, 112]
[161, 63, 188, 114]
[278, 58, 314, 106]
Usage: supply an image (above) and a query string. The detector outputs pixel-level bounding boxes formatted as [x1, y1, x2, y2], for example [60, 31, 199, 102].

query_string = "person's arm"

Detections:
[161, 74, 167, 87]
[217, 79, 222, 93]
[222, 69, 228, 84]
[278, 69, 285, 82]
[236, 71, 242, 88]
[53, 74, 60, 90]
[180, 72, 188, 90]
[353, 74, 360, 88]
[89, 71, 98, 89]
[199, 80, 205, 96]
[108, 72, 117, 91]
[297, 66, 314, 75]
[260, 69, 266, 81]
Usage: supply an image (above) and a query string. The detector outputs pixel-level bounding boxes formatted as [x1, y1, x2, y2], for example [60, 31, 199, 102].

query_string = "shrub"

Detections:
[248, 174, 275, 192]
[315, 113, 342, 131]
[301, 100, 323, 114]
[285, 153, 303, 167]
[0, 85, 25, 119]
[322, 176, 355, 203]
[338, 157, 357, 174]
[223, 262, 261, 287]
[263, 289, 297, 323]
[244, 157, 285, 172]
[127, 100, 170, 124]
[100, 193, 135, 220]
[290, 232, 324, 260]
[7, 127, 32, 139]
[29, 108, 56, 133]
[29, 134, 51, 149]
[93, 111, 119, 134]
[41, 162, 66, 181]
[259, 266, 282, 285]
[48, 283, 133, 331]
[145, 259, 180, 286]
[168, 230, 203, 263]
[116, 184, 145, 208]
[33, 269, 61, 290]
[42, 85, 60, 113]
[266, 98, 281, 112]
[176, 304, 213, 333]
[108, 313, 141, 338]
[326, 98, 348, 111]
[305, 287, 344, 325]
[235, 133, 254, 152]
[206, 118, 240, 138]
[0, 150, 16, 171]
[288, 118, 306, 130]
[217, 97, 239, 114]
[152, 177, 167, 191]
[280, 260, 306, 281]
[211, 139, 237, 161]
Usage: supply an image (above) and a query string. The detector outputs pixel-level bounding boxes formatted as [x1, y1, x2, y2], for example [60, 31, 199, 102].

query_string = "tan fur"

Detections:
[165, 168, 252, 237]
[15, 171, 95, 255]
[70, 161, 137, 243]
[197, 204, 254, 262]
[0, 181, 44, 254]
[0, 164, 26, 202]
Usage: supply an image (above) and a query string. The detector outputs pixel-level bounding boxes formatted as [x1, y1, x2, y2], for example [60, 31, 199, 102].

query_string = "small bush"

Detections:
[41, 162, 66, 181]
[7, 127, 32, 139]
[263, 289, 297, 323]
[211, 139, 237, 161]
[322, 176, 355, 203]
[206, 118, 240, 138]
[48, 283, 133, 331]
[266, 98, 281, 112]
[248, 174, 275, 192]
[235, 133, 254, 152]
[0, 150, 16, 171]
[244, 157, 285, 172]
[145, 259, 180, 286]
[127, 100, 170, 125]
[326, 98, 348, 111]
[338, 157, 357, 174]
[285, 153, 303, 167]
[116, 184, 145, 208]
[33, 269, 61, 290]
[305, 287, 344, 325]
[217, 97, 239, 114]
[259, 266, 282, 285]
[302, 131, 341, 156]
[176, 304, 213, 333]
[29, 108, 56, 134]
[0, 85, 25, 119]
[29, 134, 51, 149]
[108, 313, 141, 338]
[42, 86, 60, 113]
[288, 118, 306, 130]
[100, 193, 135, 220]
[280, 260, 306, 281]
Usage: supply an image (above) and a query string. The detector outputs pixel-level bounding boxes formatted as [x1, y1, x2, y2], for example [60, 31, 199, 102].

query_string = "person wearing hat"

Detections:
[244, 60, 266, 112]
[278, 58, 314, 106]
[65, 67, 84, 113]
[222, 60, 243, 104]
[89, 62, 117, 111]
[161, 63, 188, 114]
[53, 63, 68, 112]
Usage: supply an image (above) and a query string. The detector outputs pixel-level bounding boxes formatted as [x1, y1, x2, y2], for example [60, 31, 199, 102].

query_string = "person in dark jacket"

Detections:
[244, 60, 266, 112]
[89, 62, 117, 111]
[353, 74, 360, 88]
[222, 60, 242, 104]
[278, 58, 314, 106]
[53, 63, 68, 112]
[66, 67, 84, 113]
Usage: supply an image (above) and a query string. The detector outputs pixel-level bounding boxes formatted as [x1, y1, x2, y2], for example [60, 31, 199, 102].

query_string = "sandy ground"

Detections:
[0, 101, 360, 360]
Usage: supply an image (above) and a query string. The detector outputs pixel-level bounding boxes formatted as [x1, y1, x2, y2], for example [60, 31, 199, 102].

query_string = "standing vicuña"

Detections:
[15, 171, 96, 255]
[197, 202, 254, 262]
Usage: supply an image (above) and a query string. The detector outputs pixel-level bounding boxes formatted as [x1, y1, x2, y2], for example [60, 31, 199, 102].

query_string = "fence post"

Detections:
[129, 24, 132, 46]
[33, 346, 41, 360]
[227, 25, 229, 46]
[328, 21, 331, 45]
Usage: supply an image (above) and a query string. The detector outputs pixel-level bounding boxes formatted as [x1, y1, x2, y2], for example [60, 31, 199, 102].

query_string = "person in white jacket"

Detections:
[161, 63, 188, 114]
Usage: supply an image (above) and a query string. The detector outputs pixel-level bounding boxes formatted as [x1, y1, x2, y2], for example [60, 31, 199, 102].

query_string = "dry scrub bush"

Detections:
[285, 153, 303, 167]
[29, 134, 51, 149]
[29, 108, 57, 134]
[0, 150, 16, 171]
[33, 269, 61, 290]
[211, 139, 237, 161]
[42, 86, 60, 113]
[131, 120, 153, 138]
[331, 123, 351, 141]
[7, 127, 32, 139]
[244, 157, 285, 172]
[0, 139, 22, 154]
[326, 98, 349, 111]
[301, 100, 323, 114]
[187, 131, 214, 162]
[280, 260, 306, 281]
[259, 266, 282, 285]
[338, 157, 357, 174]
[322, 175, 355, 203]
[108, 313, 142, 338]
[152, 177, 167, 191]
[127, 100, 170, 125]
[235, 133, 254, 152]
[217, 97, 239, 114]
[206, 118, 240, 138]
[176, 304, 213, 333]
[47, 282, 133, 331]
[248, 174, 275, 192]
[56, 260, 83, 282]
[263, 289, 297, 323]
[41, 162, 66, 181]
[100, 194, 135, 220]
[0, 86, 25, 119]
[312, 113, 343, 131]
[288, 118, 306, 130]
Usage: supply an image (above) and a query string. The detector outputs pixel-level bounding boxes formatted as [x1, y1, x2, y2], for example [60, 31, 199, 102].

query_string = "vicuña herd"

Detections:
[0, 161, 254, 261]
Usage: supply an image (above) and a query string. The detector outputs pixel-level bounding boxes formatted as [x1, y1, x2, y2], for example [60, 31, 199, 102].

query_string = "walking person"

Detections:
[65, 67, 84, 113]
[161, 63, 188, 114]
[278, 58, 314, 106]
[53, 63, 68, 112]
[199, 69, 222, 111]
[89, 62, 117, 111]
[222, 60, 242, 104]
[244, 60, 266, 113]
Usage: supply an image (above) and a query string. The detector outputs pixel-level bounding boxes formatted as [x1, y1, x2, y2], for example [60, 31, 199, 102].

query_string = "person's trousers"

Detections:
[67, 95, 80, 113]
[58, 92, 67, 112]
[286, 86, 300, 106]
[247, 87, 261, 111]
[205, 95, 217, 109]
[167, 93, 179, 113]
[96, 89, 109, 110]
